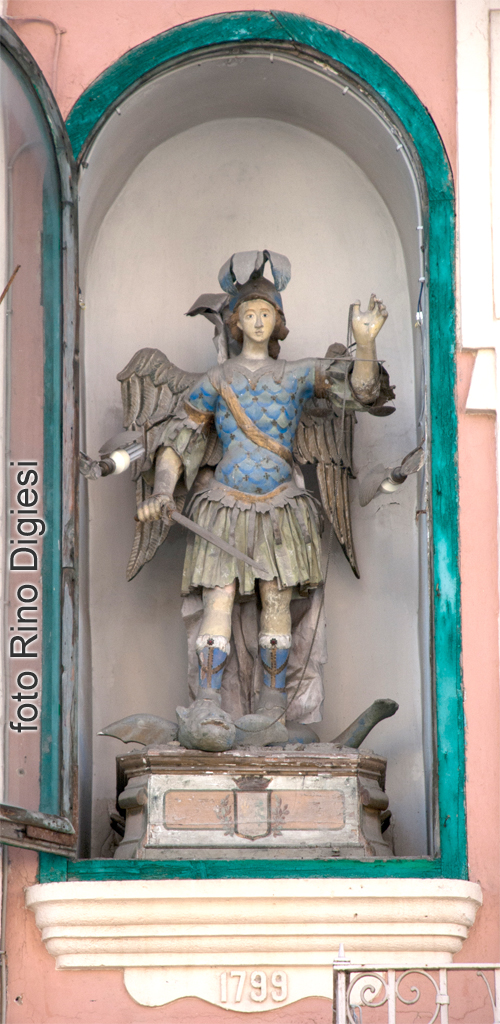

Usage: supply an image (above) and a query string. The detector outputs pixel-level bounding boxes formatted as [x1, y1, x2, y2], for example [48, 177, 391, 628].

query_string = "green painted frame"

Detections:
[42, 11, 464, 882]
[1, 21, 79, 849]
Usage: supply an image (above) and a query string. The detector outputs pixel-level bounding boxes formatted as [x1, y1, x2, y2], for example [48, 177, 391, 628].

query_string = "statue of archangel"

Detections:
[82, 250, 421, 753]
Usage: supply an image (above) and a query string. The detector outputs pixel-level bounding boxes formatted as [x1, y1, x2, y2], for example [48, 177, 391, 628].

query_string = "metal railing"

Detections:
[333, 948, 500, 1024]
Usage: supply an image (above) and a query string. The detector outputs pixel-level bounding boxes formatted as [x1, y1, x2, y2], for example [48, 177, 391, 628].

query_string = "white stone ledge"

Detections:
[26, 877, 482, 1011]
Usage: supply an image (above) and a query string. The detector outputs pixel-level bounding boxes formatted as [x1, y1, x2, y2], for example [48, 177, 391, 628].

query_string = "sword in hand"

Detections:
[136, 494, 267, 576]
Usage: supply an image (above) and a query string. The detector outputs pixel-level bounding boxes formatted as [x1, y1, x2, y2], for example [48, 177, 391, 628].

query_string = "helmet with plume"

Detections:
[186, 249, 291, 363]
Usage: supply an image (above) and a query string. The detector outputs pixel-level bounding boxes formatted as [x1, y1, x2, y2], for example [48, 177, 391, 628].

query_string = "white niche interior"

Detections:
[78, 52, 429, 859]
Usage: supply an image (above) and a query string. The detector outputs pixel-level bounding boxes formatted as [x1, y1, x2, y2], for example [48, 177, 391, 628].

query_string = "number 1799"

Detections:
[220, 970, 288, 1004]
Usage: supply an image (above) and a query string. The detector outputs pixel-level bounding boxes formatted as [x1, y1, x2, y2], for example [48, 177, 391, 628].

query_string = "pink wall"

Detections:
[5, 849, 331, 1024]
[4, 2, 499, 1021]
[456, 353, 500, 965]
[7, 0, 457, 170]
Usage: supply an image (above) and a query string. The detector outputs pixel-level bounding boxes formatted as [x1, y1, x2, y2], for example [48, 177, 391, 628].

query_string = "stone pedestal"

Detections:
[114, 743, 393, 860]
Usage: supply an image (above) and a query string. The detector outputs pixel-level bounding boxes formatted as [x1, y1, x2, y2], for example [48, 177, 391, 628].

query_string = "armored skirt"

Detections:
[181, 480, 324, 596]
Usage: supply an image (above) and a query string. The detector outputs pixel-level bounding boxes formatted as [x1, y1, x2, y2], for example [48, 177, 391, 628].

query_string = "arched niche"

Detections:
[70, 16, 461, 869]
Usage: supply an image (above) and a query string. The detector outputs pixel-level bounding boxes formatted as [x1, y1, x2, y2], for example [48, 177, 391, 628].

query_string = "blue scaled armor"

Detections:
[187, 359, 334, 495]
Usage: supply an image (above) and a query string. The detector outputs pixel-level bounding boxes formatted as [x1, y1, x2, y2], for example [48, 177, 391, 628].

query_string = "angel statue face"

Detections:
[237, 298, 277, 349]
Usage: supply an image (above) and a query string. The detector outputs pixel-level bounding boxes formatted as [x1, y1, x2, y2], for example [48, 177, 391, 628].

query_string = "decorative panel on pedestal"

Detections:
[114, 744, 393, 860]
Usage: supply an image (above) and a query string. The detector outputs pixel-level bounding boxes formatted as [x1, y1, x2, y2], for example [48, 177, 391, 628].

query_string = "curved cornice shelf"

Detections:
[27, 877, 482, 1009]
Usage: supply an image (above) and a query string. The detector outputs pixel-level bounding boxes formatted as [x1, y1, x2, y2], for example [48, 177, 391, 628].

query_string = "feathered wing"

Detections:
[116, 347, 220, 581]
[294, 396, 359, 578]
[117, 347, 201, 434]
[294, 344, 395, 578]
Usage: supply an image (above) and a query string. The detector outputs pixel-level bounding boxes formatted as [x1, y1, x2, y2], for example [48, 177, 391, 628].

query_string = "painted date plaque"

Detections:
[123, 964, 332, 1011]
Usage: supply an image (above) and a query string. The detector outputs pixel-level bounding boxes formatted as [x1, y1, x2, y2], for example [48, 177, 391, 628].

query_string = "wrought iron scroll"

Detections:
[333, 957, 500, 1024]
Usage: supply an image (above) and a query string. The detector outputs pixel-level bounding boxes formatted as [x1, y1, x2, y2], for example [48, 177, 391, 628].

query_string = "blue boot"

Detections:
[234, 635, 290, 747]
[196, 635, 229, 698]
[176, 635, 235, 752]
[259, 635, 290, 693]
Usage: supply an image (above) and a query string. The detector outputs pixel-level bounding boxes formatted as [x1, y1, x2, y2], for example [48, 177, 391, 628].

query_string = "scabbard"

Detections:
[168, 509, 266, 575]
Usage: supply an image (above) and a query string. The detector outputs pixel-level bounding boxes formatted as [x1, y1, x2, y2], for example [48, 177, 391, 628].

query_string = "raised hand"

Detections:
[350, 294, 387, 403]
[351, 294, 388, 347]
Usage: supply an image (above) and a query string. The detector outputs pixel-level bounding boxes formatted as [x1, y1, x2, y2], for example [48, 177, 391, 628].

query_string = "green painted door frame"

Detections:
[43, 11, 464, 883]
[1, 20, 79, 856]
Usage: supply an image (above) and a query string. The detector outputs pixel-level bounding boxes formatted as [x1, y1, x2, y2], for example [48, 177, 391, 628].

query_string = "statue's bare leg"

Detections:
[199, 581, 236, 642]
[259, 578, 293, 637]
[260, 579, 320, 746]
[257, 578, 292, 718]
[176, 581, 237, 752]
[234, 578, 292, 746]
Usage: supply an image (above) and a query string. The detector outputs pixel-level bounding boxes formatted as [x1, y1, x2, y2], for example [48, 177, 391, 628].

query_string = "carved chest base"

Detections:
[114, 744, 393, 860]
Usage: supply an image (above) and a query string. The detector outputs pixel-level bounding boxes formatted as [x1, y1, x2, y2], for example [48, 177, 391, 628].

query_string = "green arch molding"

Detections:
[46, 11, 464, 883]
